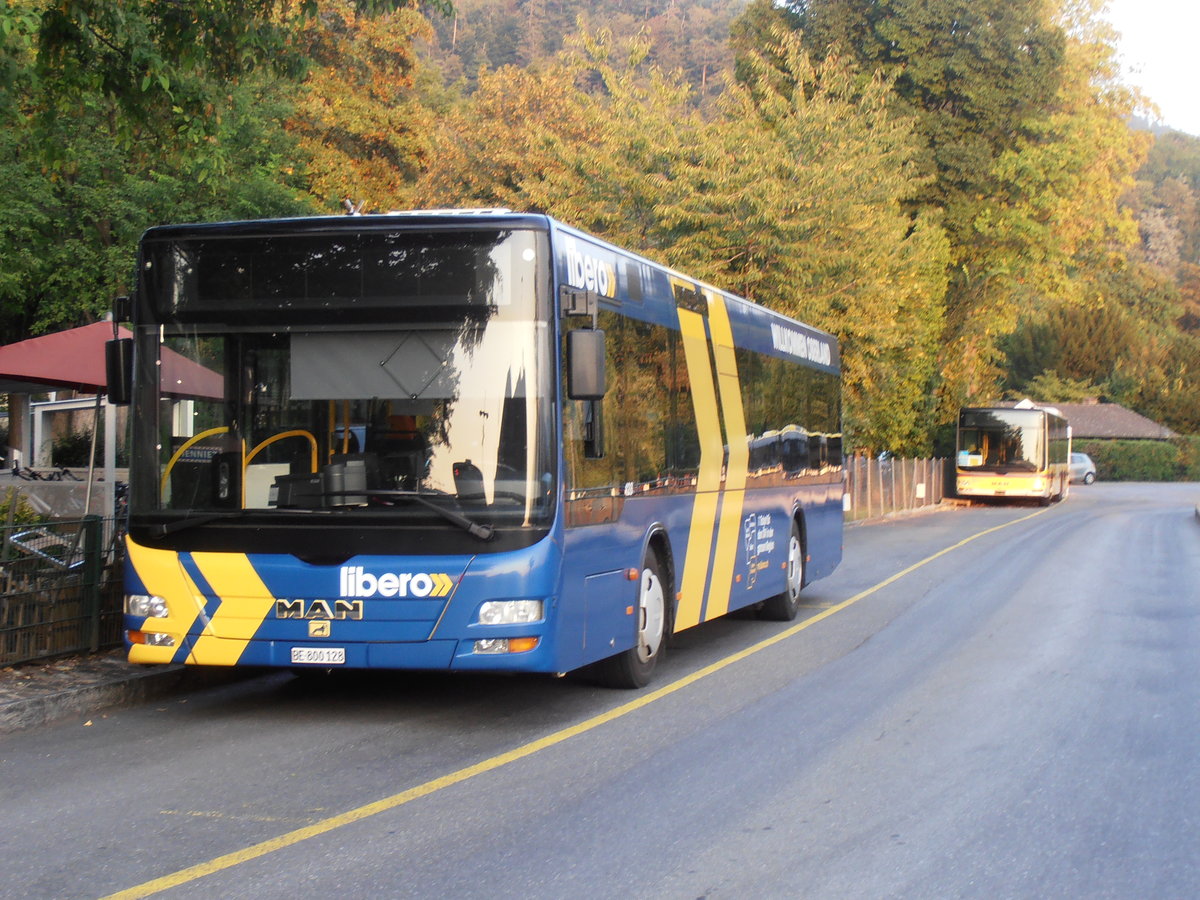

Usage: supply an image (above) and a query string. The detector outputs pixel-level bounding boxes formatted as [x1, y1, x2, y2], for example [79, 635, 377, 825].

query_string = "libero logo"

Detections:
[339, 566, 455, 599]
[562, 236, 617, 298]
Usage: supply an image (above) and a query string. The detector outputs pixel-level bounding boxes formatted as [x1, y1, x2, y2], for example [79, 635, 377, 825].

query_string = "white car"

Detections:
[1070, 452, 1097, 484]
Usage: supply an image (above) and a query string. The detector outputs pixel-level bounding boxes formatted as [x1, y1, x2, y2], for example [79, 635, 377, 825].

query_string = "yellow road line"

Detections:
[103, 507, 1046, 900]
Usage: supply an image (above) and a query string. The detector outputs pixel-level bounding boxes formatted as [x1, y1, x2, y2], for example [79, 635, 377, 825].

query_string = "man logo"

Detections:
[275, 599, 363, 620]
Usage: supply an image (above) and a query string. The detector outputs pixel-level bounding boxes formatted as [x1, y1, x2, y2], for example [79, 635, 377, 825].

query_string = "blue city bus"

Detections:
[112, 211, 843, 687]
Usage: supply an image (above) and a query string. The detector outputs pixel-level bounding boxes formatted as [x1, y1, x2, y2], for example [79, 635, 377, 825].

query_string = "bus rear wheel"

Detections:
[593, 551, 668, 689]
[759, 521, 804, 621]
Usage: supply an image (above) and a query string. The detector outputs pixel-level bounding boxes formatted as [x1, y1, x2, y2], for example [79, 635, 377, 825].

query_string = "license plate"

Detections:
[291, 646, 345, 665]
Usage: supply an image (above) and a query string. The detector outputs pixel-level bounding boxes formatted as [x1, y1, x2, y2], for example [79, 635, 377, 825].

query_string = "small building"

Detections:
[1050, 401, 1177, 441]
[992, 399, 1176, 441]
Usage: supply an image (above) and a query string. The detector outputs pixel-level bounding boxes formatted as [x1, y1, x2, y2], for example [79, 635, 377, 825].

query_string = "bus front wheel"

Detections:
[593, 551, 668, 689]
[759, 521, 804, 621]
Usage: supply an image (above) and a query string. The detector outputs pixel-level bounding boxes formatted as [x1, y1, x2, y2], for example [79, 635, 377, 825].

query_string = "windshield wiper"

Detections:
[147, 510, 251, 539]
[363, 490, 495, 541]
[148, 494, 495, 542]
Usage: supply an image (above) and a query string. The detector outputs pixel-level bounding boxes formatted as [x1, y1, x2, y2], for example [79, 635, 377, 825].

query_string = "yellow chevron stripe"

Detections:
[187, 553, 277, 666]
[674, 305, 723, 630]
[703, 293, 749, 620]
[125, 539, 204, 665]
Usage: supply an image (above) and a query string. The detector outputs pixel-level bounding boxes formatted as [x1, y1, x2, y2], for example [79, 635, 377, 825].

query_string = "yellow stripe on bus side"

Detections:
[188, 553, 277, 666]
[675, 306, 724, 631]
[125, 539, 203, 665]
[703, 293, 749, 620]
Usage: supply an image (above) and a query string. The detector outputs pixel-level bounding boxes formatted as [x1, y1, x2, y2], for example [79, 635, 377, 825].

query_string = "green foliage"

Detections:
[0, 5, 315, 344]
[668, 33, 949, 454]
[1127, 130, 1200, 346]
[424, 0, 743, 104]
[2, 0, 447, 156]
[8, 0, 301, 164]
[0, 0, 1195, 456]
[1135, 331, 1200, 436]
[411, 26, 948, 453]
[769, 0, 1148, 423]
[1017, 371, 1102, 404]
[784, 0, 1066, 226]
[288, 1, 435, 211]
[1074, 439, 1179, 482]
[1173, 437, 1200, 481]
[51, 430, 93, 468]
[1003, 302, 1136, 392]
[0, 486, 43, 526]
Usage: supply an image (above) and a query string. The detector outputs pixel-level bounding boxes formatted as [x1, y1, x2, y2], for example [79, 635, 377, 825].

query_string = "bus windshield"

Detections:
[957, 409, 1043, 472]
[129, 229, 554, 531]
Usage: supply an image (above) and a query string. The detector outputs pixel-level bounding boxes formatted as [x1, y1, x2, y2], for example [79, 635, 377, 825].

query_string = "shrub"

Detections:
[0, 487, 44, 526]
[1075, 440, 1180, 482]
[1174, 437, 1200, 481]
[51, 430, 94, 468]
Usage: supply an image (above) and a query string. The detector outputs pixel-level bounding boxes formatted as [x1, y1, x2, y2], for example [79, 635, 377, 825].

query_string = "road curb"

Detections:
[0, 663, 250, 735]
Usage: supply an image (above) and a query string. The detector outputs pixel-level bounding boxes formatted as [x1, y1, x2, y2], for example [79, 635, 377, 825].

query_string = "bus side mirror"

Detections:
[106, 338, 133, 406]
[112, 295, 132, 323]
[567, 328, 606, 400]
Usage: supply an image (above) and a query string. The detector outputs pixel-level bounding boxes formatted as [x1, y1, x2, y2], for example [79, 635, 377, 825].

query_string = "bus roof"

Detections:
[139, 210, 839, 363]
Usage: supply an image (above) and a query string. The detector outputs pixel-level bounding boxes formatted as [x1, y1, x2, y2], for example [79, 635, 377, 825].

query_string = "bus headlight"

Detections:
[126, 594, 168, 618]
[477, 599, 543, 625]
[128, 630, 176, 647]
[473, 637, 540, 655]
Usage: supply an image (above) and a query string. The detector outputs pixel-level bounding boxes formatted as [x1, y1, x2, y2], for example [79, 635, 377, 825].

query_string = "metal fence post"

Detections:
[82, 515, 104, 652]
[868, 453, 878, 518]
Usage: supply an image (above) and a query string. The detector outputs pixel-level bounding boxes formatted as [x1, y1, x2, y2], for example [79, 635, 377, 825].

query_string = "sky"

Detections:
[1102, 0, 1200, 136]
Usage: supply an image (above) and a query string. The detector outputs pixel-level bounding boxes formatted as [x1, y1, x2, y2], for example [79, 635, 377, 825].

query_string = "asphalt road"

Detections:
[2, 482, 1198, 899]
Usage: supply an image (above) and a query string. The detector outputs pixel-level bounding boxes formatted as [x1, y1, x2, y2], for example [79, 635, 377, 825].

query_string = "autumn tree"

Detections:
[942, 1, 1147, 403]
[0, 0, 455, 342]
[746, 0, 1147, 422]
[406, 55, 596, 210]
[289, 0, 436, 211]
[422, 0, 743, 104]
[1128, 130, 1200, 334]
[413, 26, 948, 452]
[1002, 302, 1138, 393]
[661, 33, 948, 452]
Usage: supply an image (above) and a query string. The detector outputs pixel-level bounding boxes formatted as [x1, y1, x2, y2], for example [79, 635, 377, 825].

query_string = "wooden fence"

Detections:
[0, 516, 122, 667]
[844, 454, 946, 522]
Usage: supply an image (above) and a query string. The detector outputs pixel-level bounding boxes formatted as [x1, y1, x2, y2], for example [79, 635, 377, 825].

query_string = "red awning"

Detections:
[0, 322, 223, 399]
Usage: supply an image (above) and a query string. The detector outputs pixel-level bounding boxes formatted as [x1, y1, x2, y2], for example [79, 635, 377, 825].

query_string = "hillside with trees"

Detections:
[421, 0, 746, 105]
[0, 0, 1196, 451]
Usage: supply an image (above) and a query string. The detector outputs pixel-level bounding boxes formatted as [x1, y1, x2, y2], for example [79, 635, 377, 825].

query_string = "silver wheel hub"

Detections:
[637, 567, 666, 662]
[787, 533, 803, 600]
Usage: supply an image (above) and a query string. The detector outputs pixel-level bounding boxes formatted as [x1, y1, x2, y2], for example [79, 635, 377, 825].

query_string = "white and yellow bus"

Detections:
[956, 404, 1071, 502]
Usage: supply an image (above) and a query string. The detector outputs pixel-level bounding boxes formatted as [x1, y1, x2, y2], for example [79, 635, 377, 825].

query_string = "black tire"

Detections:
[592, 550, 669, 689]
[759, 521, 804, 621]
[1084, 472, 1095, 485]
